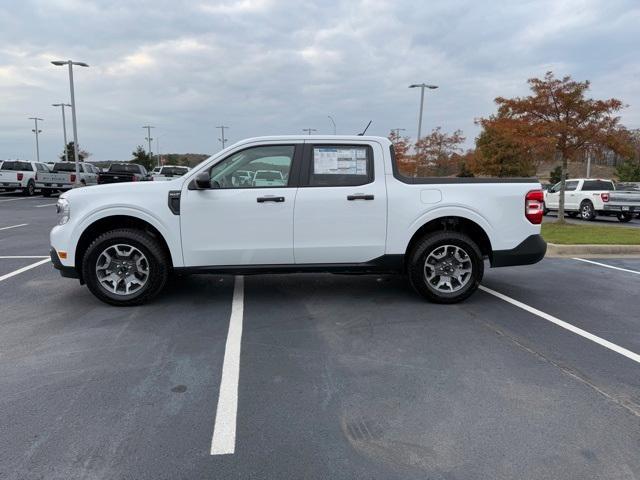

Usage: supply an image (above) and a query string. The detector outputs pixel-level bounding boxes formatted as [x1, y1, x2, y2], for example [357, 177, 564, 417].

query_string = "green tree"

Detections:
[59, 141, 89, 162]
[132, 145, 154, 170]
[549, 165, 563, 184]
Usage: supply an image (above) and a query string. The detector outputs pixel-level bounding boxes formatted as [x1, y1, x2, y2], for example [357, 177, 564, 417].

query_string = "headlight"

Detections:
[56, 198, 70, 225]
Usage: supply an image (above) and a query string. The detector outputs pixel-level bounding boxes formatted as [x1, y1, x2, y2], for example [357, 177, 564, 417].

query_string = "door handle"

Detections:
[257, 196, 285, 203]
[347, 194, 374, 201]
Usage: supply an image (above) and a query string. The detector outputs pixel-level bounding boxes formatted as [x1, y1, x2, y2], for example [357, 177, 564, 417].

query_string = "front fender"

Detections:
[68, 206, 182, 267]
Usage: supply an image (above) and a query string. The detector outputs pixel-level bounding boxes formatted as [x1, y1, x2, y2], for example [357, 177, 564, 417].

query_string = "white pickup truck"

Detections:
[0, 160, 51, 195]
[544, 178, 640, 222]
[39, 162, 100, 196]
[50, 136, 546, 306]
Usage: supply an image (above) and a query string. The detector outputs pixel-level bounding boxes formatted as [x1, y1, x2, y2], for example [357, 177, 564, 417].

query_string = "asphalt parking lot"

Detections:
[1, 190, 640, 480]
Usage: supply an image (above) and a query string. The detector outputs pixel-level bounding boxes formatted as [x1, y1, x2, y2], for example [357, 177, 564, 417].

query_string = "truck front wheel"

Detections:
[617, 212, 633, 223]
[82, 229, 169, 306]
[407, 231, 484, 304]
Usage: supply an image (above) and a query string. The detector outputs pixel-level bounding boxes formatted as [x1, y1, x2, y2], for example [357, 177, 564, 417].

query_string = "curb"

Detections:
[546, 243, 640, 257]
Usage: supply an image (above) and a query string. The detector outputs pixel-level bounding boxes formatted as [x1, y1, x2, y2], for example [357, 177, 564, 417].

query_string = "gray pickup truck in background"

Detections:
[39, 162, 100, 196]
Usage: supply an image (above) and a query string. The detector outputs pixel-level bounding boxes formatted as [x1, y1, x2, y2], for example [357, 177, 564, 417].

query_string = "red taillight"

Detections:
[17, 172, 23, 181]
[70, 174, 76, 183]
[525, 189, 544, 224]
[601, 193, 609, 202]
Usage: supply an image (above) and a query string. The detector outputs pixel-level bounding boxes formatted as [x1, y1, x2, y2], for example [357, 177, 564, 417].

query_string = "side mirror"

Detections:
[189, 171, 212, 190]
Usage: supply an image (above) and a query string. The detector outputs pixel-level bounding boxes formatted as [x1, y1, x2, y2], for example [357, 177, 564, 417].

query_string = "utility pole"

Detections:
[216, 125, 229, 150]
[409, 83, 438, 141]
[143, 125, 154, 158]
[51, 60, 89, 185]
[302, 128, 317, 135]
[52, 103, 71, 161]
[327, 115, 336, 135]
[586, 149, 592, 178]
[29, 117, 43, 163]
[391, 128, 406, 138]
[156, 137, 161, 167]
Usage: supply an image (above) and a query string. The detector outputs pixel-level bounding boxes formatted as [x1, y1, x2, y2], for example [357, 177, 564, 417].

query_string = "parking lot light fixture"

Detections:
[408, 83, 438, 141]
[302, 128, 317, 135]
[51, 60, 89, 186]
[52, 103, 72, 162]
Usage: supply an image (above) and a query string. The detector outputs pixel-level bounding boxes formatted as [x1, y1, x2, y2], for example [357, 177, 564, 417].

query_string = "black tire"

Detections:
[579, 201, 596, 221]
[82, 228, 169, 306]
[407, 231, 484, 304]
[22, 180, 35, 196]
[543, 203, 550, 216]
[617, 212, 633, 223]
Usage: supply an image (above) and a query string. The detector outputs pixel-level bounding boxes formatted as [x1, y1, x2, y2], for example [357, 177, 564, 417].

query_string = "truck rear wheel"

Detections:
[22, 180, 35, 196]
[82, 228, 169, 306]
[407, 231, 484, 304]
[617, 212, 633, 223]
[580, 201, 596, 221]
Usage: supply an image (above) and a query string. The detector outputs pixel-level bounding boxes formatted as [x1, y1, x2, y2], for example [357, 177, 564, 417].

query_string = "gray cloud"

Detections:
[1, 0, 638, 161]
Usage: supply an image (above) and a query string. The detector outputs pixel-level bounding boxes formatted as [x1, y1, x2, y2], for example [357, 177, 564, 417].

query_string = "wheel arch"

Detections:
[404, 216, 493, 270]
[75, 215, 174, 283]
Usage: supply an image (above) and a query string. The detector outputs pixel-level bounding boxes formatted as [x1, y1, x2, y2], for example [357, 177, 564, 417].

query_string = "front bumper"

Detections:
[50, 248, 79, 279]
[490, 234, 547, 268]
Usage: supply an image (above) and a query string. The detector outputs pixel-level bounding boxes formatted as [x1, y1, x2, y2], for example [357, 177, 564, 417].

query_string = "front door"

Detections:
[293, 142, 387, 264]
[180, 143, 301, 266]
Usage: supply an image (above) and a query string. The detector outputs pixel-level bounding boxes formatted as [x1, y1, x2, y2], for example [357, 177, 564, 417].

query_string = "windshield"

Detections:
[110, 164, 142, 173]
[2, 161, 32, 171]
[161, 166, 189, 176]
[52, 162, 79, 172]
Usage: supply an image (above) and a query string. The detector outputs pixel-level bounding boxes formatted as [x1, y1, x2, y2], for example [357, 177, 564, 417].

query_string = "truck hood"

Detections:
[60, 178, 182, 201]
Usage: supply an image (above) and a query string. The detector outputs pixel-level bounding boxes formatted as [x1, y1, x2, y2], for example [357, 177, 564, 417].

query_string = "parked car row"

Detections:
[543, 178, 640, 221]
[0, 161, 191, 195]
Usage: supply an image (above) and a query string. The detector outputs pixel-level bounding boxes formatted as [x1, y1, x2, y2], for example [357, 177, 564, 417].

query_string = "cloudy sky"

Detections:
[1, 0, 639, 161]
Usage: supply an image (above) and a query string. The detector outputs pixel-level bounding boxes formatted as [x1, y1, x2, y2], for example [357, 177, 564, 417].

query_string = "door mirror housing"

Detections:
[189, 171, 212, 190]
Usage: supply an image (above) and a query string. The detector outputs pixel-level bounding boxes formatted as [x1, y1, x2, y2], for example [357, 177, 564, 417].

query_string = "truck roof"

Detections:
[233, 135, 392, 144]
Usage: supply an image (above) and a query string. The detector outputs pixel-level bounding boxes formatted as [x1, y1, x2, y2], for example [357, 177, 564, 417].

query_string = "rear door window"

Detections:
[306, 145, 373, 187]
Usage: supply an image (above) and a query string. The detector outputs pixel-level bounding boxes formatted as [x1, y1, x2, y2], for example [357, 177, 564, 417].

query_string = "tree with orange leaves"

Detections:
[480, 72, 627, 222]
[388, 130, 413, 176]
[414, 127, 465, 177]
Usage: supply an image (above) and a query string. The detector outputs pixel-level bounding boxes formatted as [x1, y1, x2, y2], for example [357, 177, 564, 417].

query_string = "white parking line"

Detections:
[479, 285, 640, 365]
[34, 203, 57, 208]
[573, 257, 640, 276]
[0, 255, 48, 259]
[0, 223, 28, 231]
[211, 275, 245, 455]
[0, 258, 50, 283]
[0, 197, 30, 203]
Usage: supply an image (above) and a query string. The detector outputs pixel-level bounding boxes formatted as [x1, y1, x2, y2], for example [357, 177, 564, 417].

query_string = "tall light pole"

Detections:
[142, 125, 154, 158]
[52, 60, 89, 186]
[302, 128, 317, 135]
[29, 117, 43, 163]
[409, 83, 438, 142]
[327, 115, 336, 135]
[216, 125, 229, 150]
[52, 103, 71, 162]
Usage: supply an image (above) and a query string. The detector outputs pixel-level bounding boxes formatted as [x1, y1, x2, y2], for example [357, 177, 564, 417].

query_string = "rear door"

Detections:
[293, 141, 387, 264]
